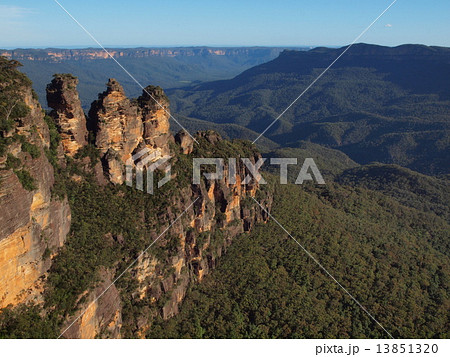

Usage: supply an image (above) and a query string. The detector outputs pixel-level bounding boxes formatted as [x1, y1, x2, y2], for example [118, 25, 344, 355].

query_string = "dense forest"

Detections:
[1, 45, 449, 339]
[2, 119, 448, 337]
[148, 179, 449, 338]
[168, 44, 450, 175]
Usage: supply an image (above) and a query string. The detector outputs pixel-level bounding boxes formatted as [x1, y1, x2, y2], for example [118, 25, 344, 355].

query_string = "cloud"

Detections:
[0, 5, 35, 19]
[385, 24, 393, 28]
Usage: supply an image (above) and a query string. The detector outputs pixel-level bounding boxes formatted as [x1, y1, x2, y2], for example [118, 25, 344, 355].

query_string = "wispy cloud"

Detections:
[0, 5, 35, 19]
[385, 23, 393, 28]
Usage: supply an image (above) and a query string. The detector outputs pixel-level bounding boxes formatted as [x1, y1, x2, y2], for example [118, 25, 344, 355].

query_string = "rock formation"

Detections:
[89, 79, 172, 184]
[137, 85, 172, 157]
[174, 131, 194, 154]
[63, 133, 271, 338]
[46, 74, 88, 156]
[0, 68, 271, 338]
[0, 66, 71, 309]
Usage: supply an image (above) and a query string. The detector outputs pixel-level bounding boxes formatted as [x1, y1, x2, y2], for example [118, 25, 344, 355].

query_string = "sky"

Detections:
[0, 0, 450, 48]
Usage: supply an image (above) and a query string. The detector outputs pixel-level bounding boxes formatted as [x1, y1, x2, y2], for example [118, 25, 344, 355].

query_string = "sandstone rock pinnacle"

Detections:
[46, 74, 88, 156]
[89, 79, 172, 184]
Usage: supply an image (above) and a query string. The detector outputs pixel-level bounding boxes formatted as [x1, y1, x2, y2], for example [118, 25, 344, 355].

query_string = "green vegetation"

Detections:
[21, 141, 40, 159]
[1, 135, 448, 338]
[0, 57, 32, 156]
[4, 153, 21, 170]
[0, 305, 58, 339]
[74, 143, 100, 165]
[148, 181, 449, 338]
[14, 169, 37, 191]
[265, 142, 358, 181]
[337, 164, 450, 222]
[44, 172, 147, 318]
[53, 73, 77, 81]
[169, 44, 450, 175]
[43, 114, 61, 168]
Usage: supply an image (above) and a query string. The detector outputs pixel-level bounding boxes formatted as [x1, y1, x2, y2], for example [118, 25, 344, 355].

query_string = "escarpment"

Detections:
[0, 65, 272, 338]
[61, 80, 272, 339]
[0, 59, 71, 309]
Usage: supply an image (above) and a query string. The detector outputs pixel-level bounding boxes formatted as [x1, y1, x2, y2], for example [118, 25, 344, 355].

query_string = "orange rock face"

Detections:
[0, 225, 41, 307]
[62, 270, 122, 339]
[0, 86, 71, 309]
[91, 79, 142, 160]
[89, 79, 173, 184]
[138, 86, 172, 156]
[46, 74, 88, 157]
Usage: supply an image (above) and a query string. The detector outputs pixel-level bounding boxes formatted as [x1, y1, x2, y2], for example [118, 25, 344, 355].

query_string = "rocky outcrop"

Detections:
[90, 79, 142, 158]
[89, 79, 172, 184]
[115, 132, 272, 336]
[55, 78, 271, 338]
[57, 129, 272, 338]
[0, 76, 71, 309]
[175, 131, 194, 155]
[63, 269, 122, 339]
[46, 74, 88, 157]
[0, 68, 271, 338]
[137, 85, 171, 157]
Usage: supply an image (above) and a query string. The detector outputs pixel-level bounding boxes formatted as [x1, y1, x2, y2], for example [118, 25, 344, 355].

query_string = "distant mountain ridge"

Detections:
[246, 43, 450, 93]
[168, 43, 450, 175]
[2, 46, 307, 109]
[0, 46, 305, 63]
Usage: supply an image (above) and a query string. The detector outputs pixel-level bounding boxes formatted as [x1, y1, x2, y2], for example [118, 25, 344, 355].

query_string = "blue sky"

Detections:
[1, 0, 449, 48]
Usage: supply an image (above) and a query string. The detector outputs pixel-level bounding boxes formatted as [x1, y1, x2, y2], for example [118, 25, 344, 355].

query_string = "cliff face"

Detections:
[89, 79, 172, 184]
[63, 137, 271, 338]
[0, 47, 287, 63]
[0, 62, 71, 309]
[63, 81, 271, 338]
[137, 85, 171, 157]
[0, 66, 271, 338]
[63, 269, 123, 339]
[46, 74, 88, 157]
[127, 133, 271, 337]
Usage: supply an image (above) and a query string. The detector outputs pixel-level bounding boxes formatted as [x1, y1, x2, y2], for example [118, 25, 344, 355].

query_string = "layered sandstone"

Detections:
[62, 270, 122, 339]
[89, 79, 172, 184]
[137, 85, 172, 157]
[46, 74, 88, 156]
[1, 69, 271, 338]
[0, 83, 71, 309]
[62, 131, 272, 338]
[89, 79, 143, 184]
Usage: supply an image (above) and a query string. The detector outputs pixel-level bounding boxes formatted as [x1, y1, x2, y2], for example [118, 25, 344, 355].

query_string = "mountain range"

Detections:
[1, 46, 307, 109]
[0, 44, 449, 338]
[168, 43, 450, 175]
